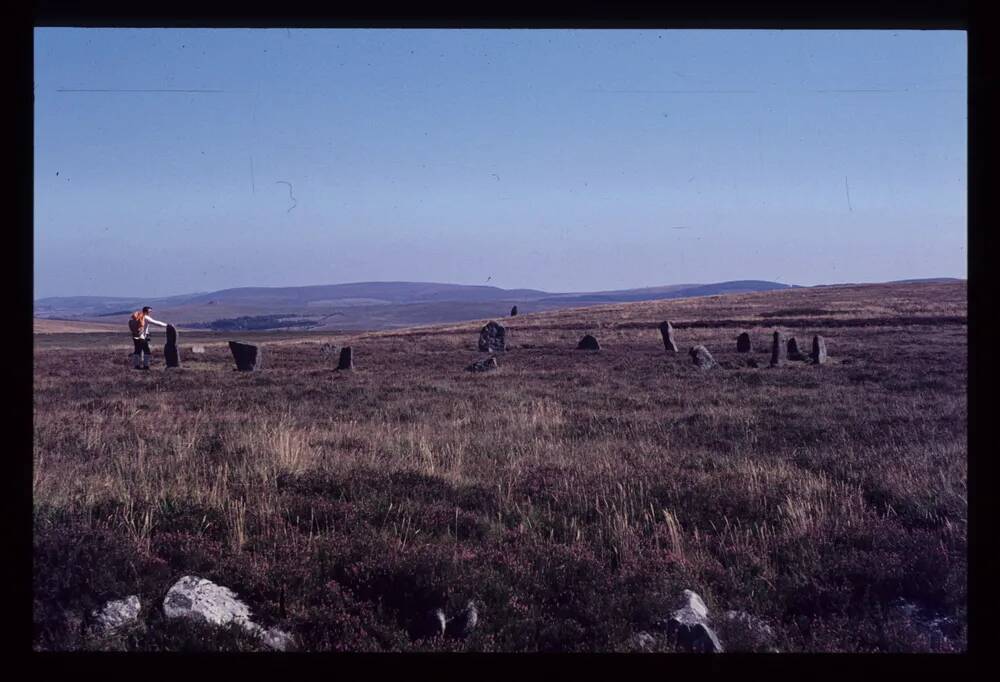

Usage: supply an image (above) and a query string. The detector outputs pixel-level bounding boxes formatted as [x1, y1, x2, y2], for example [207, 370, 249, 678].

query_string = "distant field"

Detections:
[33, 281, 967, 652]
[34, 318, 125, 334]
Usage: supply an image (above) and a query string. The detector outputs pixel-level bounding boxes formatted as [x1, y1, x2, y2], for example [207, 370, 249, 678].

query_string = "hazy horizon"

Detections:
[35, 28, 967, 300]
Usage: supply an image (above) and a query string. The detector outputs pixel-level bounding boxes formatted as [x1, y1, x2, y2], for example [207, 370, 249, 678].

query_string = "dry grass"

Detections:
[33, 281, 966, 652]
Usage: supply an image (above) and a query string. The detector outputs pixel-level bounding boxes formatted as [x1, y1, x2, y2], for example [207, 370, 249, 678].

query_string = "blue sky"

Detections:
[34, 29, 966, 298]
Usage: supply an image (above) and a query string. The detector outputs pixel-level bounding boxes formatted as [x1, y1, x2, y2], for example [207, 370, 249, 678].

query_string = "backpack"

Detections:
[128, 311, 144, 336]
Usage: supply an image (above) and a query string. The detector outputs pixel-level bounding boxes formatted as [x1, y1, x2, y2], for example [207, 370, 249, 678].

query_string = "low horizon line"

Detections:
[33, 276, 967, 303]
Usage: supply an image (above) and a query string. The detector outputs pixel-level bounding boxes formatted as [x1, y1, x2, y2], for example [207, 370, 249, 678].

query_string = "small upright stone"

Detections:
[337, 346, 354, 370]
[229, 341, 261, 371]
[736, 332, 752, 353]
[770, 331, 786, 367]
[659, 321, 679, 353]
[577, 334, 600, 351]
[190, 345, 206, 354]
[510, 305, 518, 317]
[478, 321, 507, 352]
[689, 345, 717, 370]
[164, 324, 181, 368]
[446, 601, 479, 639]
[787, 337, 805, 361]
[812, 335, 828, 364]
[661, 589, 723, 654]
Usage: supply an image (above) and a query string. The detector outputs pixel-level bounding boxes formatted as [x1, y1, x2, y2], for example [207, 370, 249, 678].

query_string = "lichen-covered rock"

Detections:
[91, 595, 141, 633]
[446, 601, 479, 639]
[162, 576, 294, 651]
[478, 321, 507, 352]
[163, 576, 253, 628]
[720, 610, 778, 652]
[630, 631, 657, 652]
[689, 345, 717, 370]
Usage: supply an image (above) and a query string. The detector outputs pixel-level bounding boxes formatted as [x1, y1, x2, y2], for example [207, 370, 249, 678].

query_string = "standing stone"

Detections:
[811, 335, 828, 365]
[577, 334, 601, 350]
[190, 345, 206, 354]
[445, 601, 479, 639]
[337, 346, 354, 370]
[659, 590, 724, 653]
[229, 341, 261, 371]
[510, 305, 518, 317]
[478, 321, 507, 352]
[689, 345, 717, 370]
[659, 321, 679, 353]
[770, 331, 786, 367]
[787, 337, 804, 361]
[736, 332, 752, 353]
[164, 324, 181, 368]
[467, 357, 498, 373]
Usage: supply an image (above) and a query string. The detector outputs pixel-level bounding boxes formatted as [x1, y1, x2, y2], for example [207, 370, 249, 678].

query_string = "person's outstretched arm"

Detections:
[145, 315, 169, 327]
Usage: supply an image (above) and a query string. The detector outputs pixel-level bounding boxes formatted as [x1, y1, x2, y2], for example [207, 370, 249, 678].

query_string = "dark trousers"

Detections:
[132, 338, 151, 355]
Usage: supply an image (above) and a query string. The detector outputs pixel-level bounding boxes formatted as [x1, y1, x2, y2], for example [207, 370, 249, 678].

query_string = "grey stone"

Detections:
[427, 608, 448, 638]
[770, 331, 787, 367]
[577, 334, 601, 351]
[478, 321, 507, 352]
[736, 332, 752, 353]
[659, 321, 679, 353]
[163, 575, 293, 651]
[163, 576, 253, 628]
[229, 341, 262, 371]
[91, 595, 141, 633]
[661, 590, 723, 653]
[510, 305, 518, 317]
[467, 357, 498, 372]
[321, 343, 337, 355]
[631, 631, 657, 651]
[164, 325, 180, 368]
[446, 601, 479, 639]
[787, 337, 806, 361]
[689, 345, 717, 370]
[812, 335, 828, 364]
[190, 345, 206, 354]
[337, 346, 354, 370]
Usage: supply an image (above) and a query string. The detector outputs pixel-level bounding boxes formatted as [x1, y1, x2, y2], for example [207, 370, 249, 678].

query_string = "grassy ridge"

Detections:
[33, 281, 967, 651]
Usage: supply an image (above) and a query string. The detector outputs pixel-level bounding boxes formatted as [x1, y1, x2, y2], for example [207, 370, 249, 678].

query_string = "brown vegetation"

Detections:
[33, 281, 966, 651]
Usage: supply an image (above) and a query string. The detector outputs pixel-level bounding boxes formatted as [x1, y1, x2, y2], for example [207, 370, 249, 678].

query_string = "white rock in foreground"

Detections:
[92, 595, 141, 633]
[662, 589, 724, 653]
[163, 575, 293, 651]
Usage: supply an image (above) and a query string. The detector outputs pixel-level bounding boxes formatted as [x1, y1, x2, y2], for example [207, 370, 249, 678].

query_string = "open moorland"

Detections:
[33, 280, 967, 652]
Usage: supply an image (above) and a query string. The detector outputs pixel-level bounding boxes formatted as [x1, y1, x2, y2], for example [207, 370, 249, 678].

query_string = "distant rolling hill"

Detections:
[35, 279, 800, 332]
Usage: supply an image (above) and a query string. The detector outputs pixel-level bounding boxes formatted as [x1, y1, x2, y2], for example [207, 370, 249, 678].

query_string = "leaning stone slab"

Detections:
[811, 335, 828, 365]
[478, 321, 507, 352]
[577, 334, 601, 350]
[659, 321, 679, 353]
[689, 345, 717, 370]
[770, 331, 787, 367]
[229, 341, 262, 371]
[91, 595, 141, 634]
[467, 357, 498, 372]
[736, 332, 752, 353]
[164, 325, 181, 368]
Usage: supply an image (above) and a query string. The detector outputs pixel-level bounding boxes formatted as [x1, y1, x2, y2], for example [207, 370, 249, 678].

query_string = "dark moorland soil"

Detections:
[33, 281, 967, 652]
